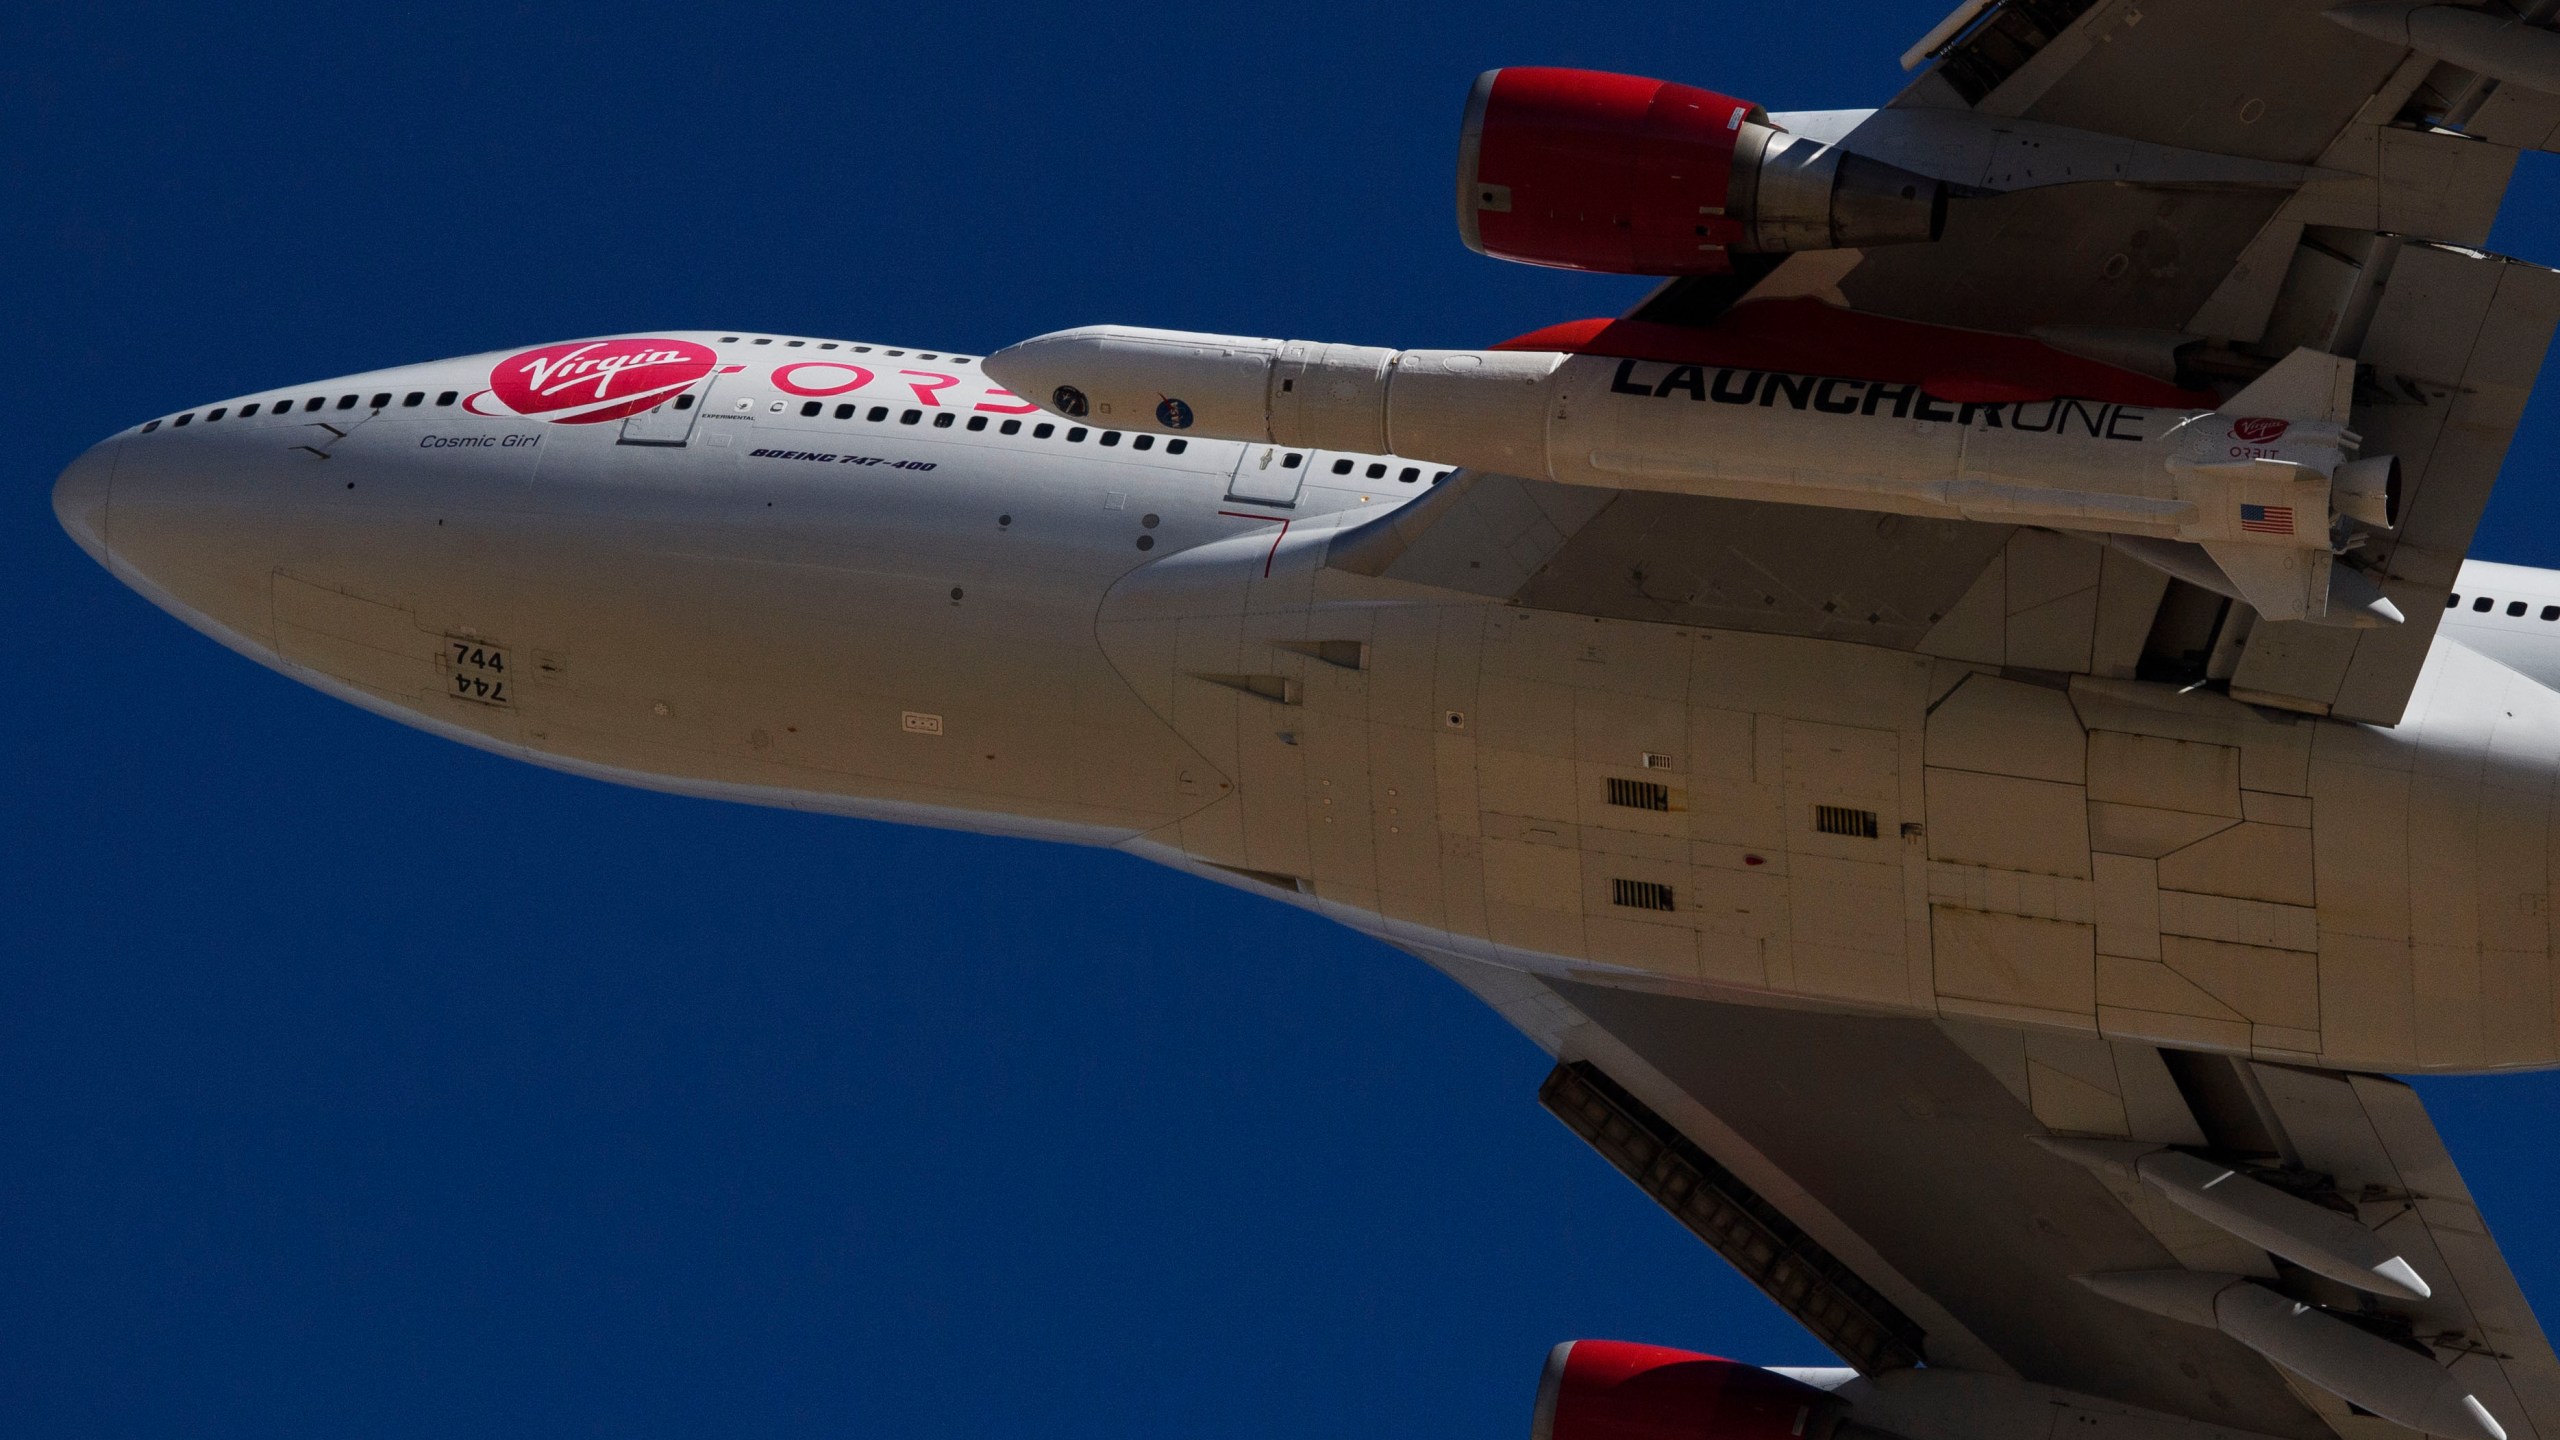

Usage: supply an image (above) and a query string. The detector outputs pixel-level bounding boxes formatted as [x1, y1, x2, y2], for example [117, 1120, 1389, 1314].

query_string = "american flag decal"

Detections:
[2240, 503, 2295, 536]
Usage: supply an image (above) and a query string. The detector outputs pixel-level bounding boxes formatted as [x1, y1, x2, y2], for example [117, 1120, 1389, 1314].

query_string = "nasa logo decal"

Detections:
[1155, 397, 1194, 430]
[2229, 416, 2291, 444]
[488, 338, 718, 424]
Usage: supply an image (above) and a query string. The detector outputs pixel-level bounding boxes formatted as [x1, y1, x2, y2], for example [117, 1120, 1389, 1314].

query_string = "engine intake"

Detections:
[1530, 1340, 1842, 1440]
[1458, 67, 1947, 275]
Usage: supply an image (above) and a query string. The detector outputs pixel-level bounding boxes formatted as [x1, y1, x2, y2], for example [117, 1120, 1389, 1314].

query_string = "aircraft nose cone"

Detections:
[52, 439, 114, 566]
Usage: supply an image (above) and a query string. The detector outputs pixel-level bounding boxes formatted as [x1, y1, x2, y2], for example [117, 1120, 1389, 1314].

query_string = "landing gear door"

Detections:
[618, 373, 721, 446]
[1226, 444, 1304, 507]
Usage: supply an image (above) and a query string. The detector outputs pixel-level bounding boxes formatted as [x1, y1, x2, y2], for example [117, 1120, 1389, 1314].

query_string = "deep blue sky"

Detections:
[9, 3, 2560, 1435]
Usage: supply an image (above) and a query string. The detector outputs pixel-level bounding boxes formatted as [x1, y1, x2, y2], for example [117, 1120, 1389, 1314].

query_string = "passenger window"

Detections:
[337, 395, 358, 410]
[868, 406, 889, 421]
[720, 336, 740, 343]
[1067, 427, 1087, 442]
[820, 342, 838, 350]
[307, 397, 326, 411]
[1283, 452, 1302, 468]
[753, 338, 772, 345]
[1100, 430, 1120, 446]
[800, 401, 822, 417]
[403, 392, 424, 407]
[933, 412, 955, 428]
[437, 391, 457, 406]
[834, 403, 855, 419]
[675, 394, 696, 411]
[2544, 606, 2558, 621]
[1332, 458, 1354, 475]
[174, 413, 192, 426]
[1000, 419, 1021, 435]
[241, 403, 261, 417]
[2511, 601, 2529, 617]
[370, 393, 390, 408]
[1132, 434, 1153, 450]
[1366, 462, 1387, 479]
[1166, 439, 1187, 454]
[208, 407, 226, 421]
[142, 420, 160, 432]
[2448, 594, 2462, 608]
[2476, 596, 2496, 612]
[786, 340, 805, 348]
[1435, 469, 1454, 481]
[1034, 423, 1055, 439]
[1399, 466, 1419, 482]
[967, 415, 988, 431]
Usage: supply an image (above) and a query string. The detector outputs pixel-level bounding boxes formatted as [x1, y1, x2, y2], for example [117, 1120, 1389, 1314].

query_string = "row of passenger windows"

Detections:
[2449, 593, 2560, 620]
[719, 336, 973, 363]
[771, 396, 1195, 451]
[141, 383, 1454, 485]
[144, 390, 458, 432]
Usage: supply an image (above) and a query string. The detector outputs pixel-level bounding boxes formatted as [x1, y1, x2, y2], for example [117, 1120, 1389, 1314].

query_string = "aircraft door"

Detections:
[1226, 444, 1305, 507]
[618, 372, 724, 446]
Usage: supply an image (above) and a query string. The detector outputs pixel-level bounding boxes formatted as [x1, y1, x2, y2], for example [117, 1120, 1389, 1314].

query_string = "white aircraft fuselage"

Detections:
[55, 330, 2560, 1077]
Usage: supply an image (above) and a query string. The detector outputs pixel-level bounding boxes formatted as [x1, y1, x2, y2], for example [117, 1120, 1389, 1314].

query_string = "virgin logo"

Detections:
[2229, 416, 2291, 444]
[488, 338, 717, 424]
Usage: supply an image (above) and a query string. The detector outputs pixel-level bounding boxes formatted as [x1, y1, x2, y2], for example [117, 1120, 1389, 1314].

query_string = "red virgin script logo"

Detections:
[2229, 416, 2291, 444]
[488, 338, 717, 424]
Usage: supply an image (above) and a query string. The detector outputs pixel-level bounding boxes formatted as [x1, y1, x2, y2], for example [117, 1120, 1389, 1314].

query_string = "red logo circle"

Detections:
[488, 338, 717, 424]
[2229, 416, 2291, 444]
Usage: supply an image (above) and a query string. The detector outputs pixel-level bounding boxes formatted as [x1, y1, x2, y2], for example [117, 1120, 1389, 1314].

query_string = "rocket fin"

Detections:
[2220, 347, 2355, 425]
[2203, 541, 2331, 623]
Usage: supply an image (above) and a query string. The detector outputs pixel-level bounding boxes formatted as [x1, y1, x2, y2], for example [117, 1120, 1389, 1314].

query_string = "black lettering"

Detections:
[2058, 399, 2105, 437]
[1710, 368, 1762, 405]
[2010, 400, 2058, 433]
[1611, 359, 1654, 396]
[1861, 382, 1917, 418]
[1761, 373, 1817, 410]
[1914, 394, 1959, 423]
[2106, 407, 2147, 442]
[1815, 378, 1865, 414]
[1957, 402, 2006, 428]
[1653, 365, 1706, 400]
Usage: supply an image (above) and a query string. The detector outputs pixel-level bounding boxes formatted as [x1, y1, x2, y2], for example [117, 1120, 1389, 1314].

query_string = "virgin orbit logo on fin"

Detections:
[488, 338, 717, 424]
[2230, 416, 2291, 444]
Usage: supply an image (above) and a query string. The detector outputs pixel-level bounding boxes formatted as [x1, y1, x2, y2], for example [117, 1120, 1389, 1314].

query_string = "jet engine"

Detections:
[1457, 67, 1949, 275]
[1530, 1340, 1842, 1440]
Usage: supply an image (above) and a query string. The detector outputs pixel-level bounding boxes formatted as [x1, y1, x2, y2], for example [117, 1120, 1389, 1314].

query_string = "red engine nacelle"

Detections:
[1531, 1340, 1841, 1440]
[1457, 67, 1946, 275]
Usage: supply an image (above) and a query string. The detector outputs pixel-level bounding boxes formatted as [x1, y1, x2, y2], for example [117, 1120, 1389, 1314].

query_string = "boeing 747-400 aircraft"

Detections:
[53, 6, 2560, 1440]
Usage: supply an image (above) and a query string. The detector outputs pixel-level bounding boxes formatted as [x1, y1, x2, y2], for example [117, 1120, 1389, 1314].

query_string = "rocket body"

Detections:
[986, 326, 2374, 622]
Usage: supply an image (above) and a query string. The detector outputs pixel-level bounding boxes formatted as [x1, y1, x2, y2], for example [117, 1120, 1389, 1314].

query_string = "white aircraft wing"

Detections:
[1335, 0, 2560, 726]
[1416, 944, 2560, 1440]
